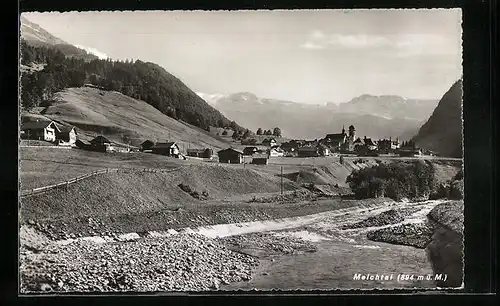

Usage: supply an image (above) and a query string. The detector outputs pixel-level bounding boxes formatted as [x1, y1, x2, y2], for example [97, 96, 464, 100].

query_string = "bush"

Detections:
[177, 183, 192, 193]
[346, 161, 435, 201]
[449, 180, 464, 200]
[454, 168, 464, 181]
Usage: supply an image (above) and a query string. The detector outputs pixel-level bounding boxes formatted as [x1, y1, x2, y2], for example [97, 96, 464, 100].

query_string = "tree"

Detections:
[242, 129, 250, 139]
[232, 130, 240, 140]
[273, 127, 282, 137]
[265, 130, 273, 136]
[256, 128, 263, 135]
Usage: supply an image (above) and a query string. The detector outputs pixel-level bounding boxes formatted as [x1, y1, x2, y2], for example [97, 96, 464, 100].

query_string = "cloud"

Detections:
[300, 31, 456, 57]
[300, 41, 325, 50]
[311, 30, 326, 40]
[328, 34, 391, 48]
[75, 44, 109, 59]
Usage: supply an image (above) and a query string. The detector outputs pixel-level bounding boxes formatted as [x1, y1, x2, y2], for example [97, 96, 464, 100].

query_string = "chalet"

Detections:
[399, 148, 423, 157]
[55, 125, 77, 146]
[391, 140, 401, 150]
[243, 146, 259, 156]
[323, 132, 346, 151]
[280, 141, 300, 153]
[187, 148, 213, 158]
[364, 137, 377, 151]
[262, 138, 277, 147]
[297, 146, 320, 157]
[302, 140, 319, 147]
[217, 148, 244, 164]
[113, 143, 132, 153]
[21, 120, 60, 143]
[251, 155, 269, 165]
[151, 142, 180, 158]
[317, 144, 330, 156]
[353, 137, 365, 151]
[90, 135, 114, 152]
[269, 147, 284, 157]
[75, 139, 91, 150]
[140, 140, 155, 151]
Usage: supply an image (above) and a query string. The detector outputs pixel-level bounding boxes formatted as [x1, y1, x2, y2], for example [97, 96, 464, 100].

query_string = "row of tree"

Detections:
[20, 40, 245, 132]
[256, 127, 282, 137]
[401, 139, 417, 149]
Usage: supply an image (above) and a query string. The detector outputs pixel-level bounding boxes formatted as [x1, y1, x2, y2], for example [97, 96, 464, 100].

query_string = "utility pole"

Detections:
[281, 166, 283, 195]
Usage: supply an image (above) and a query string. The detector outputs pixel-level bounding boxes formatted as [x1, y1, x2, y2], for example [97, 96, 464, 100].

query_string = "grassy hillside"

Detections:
[19, 147, 193, 190]
[24, 87, 231, 150]
[414, 80, 463, 157]
[20, 39, 246, 133]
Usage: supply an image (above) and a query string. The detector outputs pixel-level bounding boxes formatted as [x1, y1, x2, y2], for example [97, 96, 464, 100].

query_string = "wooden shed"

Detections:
[217, 148, 244, 164]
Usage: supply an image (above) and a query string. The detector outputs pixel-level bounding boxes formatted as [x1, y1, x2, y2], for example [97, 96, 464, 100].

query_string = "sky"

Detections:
[22, 10, 462, 104]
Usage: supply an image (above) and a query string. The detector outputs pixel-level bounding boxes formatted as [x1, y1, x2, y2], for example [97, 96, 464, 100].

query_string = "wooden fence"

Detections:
[20, 167, 181, 198]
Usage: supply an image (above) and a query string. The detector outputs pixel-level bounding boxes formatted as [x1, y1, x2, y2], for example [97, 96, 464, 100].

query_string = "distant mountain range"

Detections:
[413, 80, 463, 158]
[196, 91, 438, 140]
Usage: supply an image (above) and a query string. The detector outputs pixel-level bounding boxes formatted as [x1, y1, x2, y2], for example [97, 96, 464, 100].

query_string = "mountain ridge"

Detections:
[413, 79, 463, 157]
[20, 17, 247, 134]
[196, 91, 438, 139]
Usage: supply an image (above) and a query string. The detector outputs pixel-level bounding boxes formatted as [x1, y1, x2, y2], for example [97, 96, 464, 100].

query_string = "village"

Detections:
[20, 119, 437, 165]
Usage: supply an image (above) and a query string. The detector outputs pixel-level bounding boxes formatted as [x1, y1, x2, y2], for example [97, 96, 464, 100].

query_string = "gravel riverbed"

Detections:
[20, 233, 259, 293]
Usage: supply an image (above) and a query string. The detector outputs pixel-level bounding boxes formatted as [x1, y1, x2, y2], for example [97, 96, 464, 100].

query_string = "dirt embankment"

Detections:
[21, 164, 300, 220]
[425, 201, 464, 288]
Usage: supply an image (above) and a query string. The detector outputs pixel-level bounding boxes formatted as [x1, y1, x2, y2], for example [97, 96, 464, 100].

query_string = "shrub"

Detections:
[454, 168, 464, 181]
[346, 161, 435, 201]
[178, 183, 192, 193]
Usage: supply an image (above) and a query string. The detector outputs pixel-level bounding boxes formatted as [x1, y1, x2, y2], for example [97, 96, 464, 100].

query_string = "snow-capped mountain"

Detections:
[20, 15, 67, 45]
[195, 92, 227, 106]
[20, 16, 103, 62]
[195, 91, 439, 140]
[74, 45, 109, 60]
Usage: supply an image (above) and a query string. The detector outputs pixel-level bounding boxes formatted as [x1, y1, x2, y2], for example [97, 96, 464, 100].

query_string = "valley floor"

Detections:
[19, 146, 463, 292]
[20, 199, 451, 292]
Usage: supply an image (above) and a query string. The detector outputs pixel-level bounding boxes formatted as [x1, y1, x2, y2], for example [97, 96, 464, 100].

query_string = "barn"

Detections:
[55, 125, 77, 146]
[251, 153, 269, 165]
[187, 148, 213, 158]
[151, 142, 180, 158]
[90, 135, 114, 152]
[140, 140, 155, 151]
[217, 148, 244, 164]
[297, 146, 320, 157]
[243, 146, 259, 156]
[21, 120, 60, 143]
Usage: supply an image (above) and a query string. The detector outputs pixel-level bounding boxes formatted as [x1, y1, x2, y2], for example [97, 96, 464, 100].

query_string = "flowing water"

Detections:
[221, 200, 445, 290]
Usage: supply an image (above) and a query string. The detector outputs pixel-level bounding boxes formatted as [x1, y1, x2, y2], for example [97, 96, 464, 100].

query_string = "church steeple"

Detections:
[342, 125, 345, 135]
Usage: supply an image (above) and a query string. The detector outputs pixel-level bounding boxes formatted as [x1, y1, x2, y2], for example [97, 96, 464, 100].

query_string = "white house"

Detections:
[269, 147, 284, 157]
[21, 120, 60, 142]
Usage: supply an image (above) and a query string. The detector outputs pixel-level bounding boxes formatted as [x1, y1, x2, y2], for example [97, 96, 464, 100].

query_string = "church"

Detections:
[322, 125, 356, 152]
